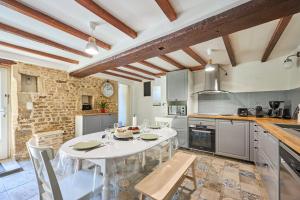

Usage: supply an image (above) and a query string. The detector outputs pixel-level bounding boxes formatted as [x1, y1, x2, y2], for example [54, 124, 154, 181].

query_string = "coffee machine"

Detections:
[267, 101, 291, 118]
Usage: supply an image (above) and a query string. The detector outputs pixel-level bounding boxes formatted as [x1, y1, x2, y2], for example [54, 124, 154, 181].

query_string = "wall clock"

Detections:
[101, 81, 114, 98]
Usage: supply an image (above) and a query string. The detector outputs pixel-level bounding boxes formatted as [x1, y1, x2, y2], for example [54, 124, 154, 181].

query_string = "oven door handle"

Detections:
[281, 158, 300, 184]
[191, 129, 212, 134]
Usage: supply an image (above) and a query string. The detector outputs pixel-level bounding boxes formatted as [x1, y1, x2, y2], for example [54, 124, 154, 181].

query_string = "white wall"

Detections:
[193, 55, 300, 93]
[131, 77, 167, 125]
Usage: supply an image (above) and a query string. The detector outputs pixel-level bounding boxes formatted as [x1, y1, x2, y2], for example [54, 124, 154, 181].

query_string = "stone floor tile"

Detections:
[240, 182, 261, 196]
[2, 170, 36, 191]
[222, 188, 241, 199]
[7, 181, 38, 200]
[199, 188, 221, 200]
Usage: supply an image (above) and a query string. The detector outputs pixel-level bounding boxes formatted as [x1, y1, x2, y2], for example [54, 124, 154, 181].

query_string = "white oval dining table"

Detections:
[59, 128, 177, 200]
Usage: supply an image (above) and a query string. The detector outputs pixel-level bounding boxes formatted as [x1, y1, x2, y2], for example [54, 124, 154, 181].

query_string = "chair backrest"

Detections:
[154, 117, 173, 128]
[26, 138, 58, 199]
[40, 150, 63, 200]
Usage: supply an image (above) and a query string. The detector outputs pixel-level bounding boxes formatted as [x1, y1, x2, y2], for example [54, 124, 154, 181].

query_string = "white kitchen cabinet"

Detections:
[253, 125, 279, 200]
[170, 116, 188, 148]
[216, 120, 249, 160]
[166, 70, 188, 101]
[75, 113, 118, 136]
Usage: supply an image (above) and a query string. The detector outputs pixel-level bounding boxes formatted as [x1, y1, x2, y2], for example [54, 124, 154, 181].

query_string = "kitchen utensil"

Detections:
[237, 108, 248, 117]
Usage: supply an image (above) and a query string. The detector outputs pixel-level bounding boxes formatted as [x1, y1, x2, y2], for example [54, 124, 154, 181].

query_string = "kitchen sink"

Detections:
[275, 124, 300, 137]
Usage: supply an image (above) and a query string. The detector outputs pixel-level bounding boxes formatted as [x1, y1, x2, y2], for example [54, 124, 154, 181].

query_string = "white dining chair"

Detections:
[154, 117, 173, 128]
[27, 139, 102, 200]
[141, 117, 174, 168]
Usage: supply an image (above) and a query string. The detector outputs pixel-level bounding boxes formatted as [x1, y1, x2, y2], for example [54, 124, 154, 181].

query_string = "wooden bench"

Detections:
[135, 151, 197, 200]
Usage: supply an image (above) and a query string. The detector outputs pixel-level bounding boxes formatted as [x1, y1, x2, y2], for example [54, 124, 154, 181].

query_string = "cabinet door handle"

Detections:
[254, 147, 258, 149]
[263, 131, 268, 133]
[254, 139, 258, 141]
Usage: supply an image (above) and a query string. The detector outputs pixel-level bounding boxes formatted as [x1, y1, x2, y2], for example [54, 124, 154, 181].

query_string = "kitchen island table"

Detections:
[58, 128, 177, 200]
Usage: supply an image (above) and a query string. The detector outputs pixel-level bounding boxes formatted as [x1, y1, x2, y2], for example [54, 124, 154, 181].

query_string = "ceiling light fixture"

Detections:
[204, 48, 216, 72]
[85, 22, 99, 55]
[283, 51, 300, 69]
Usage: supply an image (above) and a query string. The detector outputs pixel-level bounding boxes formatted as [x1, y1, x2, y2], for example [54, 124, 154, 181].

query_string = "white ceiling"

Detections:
[0, 0, 300, 81]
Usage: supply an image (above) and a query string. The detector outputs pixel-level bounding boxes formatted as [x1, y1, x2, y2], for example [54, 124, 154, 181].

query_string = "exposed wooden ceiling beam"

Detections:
[111, 68, 154, 80]
[70, 0, 300, 77]
[0, 58, 16, 66]
[182, 47, 207, 66]
[102, 71, 142, 82]
[222, 35, 237, 66]
[75, 0, 137, 39]
[155, 0, 177, 21]
[0, 22, 91, 58]
[0, 41, 78, 64]
[159, 55, 185, 69]
[138, 60, 169, 72]
[122, 65, 161, 77]
[189, 66, 204, 72]
[261, 15, 293, 62]
[0, 0, 110, 50]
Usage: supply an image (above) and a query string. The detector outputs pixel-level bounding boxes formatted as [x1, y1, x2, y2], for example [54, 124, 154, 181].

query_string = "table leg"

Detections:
[102, 159, 110, 200]
[168, 138, 173, 160]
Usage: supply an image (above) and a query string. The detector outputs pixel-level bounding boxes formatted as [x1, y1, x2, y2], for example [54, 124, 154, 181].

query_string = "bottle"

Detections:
[132, 114, 137, 127]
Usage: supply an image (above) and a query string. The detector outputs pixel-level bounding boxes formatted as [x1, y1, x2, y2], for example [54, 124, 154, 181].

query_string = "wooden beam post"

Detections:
[261, 15, 293, 62]
[75, 0, 137, 39]
[222, 35, 237, 66]
[155, 0, 177, 21]
[0, 0, 111, 50]
[0, 41, 78, 64]
[182, 47, 207, 66]
[159, 55, 185, 69]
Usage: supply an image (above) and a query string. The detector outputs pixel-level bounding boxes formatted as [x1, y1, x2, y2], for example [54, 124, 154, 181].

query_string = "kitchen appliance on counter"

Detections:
[267, 101, 291, 118]
[255, 106, 264, 118]
[189, 120, 215, 153]
[82, 103, 92, 110]
[279, 142, 300, 200]
[237, 108, 248, 117]
[168, 105, 187, 116]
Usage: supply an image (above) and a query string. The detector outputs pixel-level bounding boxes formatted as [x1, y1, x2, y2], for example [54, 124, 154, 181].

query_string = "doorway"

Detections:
[118, 84, 129, 126]
[0, 67, 9, 159]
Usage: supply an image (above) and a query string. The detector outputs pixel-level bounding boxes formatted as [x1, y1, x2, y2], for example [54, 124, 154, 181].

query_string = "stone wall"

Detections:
[11, 63, 118, 159]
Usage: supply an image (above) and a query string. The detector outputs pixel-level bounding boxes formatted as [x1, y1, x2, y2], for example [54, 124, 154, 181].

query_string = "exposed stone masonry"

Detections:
[11, 63, 118, 159]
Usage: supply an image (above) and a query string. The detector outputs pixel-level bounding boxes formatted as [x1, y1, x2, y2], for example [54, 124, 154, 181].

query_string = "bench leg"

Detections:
[139, 193, 145, 200]
[191, 161, 197, 189]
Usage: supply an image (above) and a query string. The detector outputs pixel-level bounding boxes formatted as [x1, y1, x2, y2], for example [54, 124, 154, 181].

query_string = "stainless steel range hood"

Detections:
[194, 64, 229, 95]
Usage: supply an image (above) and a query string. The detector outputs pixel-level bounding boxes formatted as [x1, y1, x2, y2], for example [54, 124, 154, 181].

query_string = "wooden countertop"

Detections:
[189, 114, 300, 154]
[76, 111, 118, 116]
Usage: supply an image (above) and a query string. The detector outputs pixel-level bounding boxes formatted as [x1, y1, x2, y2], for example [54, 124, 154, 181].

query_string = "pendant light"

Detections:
[204, 48, 216, 72]
[85, 22, 99, 55]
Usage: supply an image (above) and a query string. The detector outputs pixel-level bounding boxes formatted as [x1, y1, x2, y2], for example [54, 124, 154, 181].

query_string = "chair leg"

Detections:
[191, 162, 197, 189]
[159, 147, 163, 165]
[142, 152, 146, 169]
[139, 193, 145, 200]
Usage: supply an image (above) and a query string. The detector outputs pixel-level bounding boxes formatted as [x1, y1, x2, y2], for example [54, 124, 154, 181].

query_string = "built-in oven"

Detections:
[189, 124, 215, 153]
[280, 142, 300, 200]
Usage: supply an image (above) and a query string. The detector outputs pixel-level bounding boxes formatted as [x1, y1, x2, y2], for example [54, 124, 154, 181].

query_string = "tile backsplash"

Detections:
[198, 87, 300, 115]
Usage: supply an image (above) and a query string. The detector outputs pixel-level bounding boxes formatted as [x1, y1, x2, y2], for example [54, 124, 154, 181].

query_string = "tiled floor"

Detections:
[0, 160, 38, 200]
[0, 149, 267, 200]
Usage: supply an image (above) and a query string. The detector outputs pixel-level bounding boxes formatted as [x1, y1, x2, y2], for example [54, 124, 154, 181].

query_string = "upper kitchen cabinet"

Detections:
[166, 70, 188, 101]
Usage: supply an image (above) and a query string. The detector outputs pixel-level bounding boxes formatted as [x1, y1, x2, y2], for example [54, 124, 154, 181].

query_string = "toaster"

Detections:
[237, 108, 248, 117]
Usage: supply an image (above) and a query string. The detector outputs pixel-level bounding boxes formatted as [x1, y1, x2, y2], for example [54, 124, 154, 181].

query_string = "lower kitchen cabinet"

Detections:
[171, 117, 188, 148]
[253, 124, 279, 200]
[216, 120, 249, 160]
[75, 113, 118, 136]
